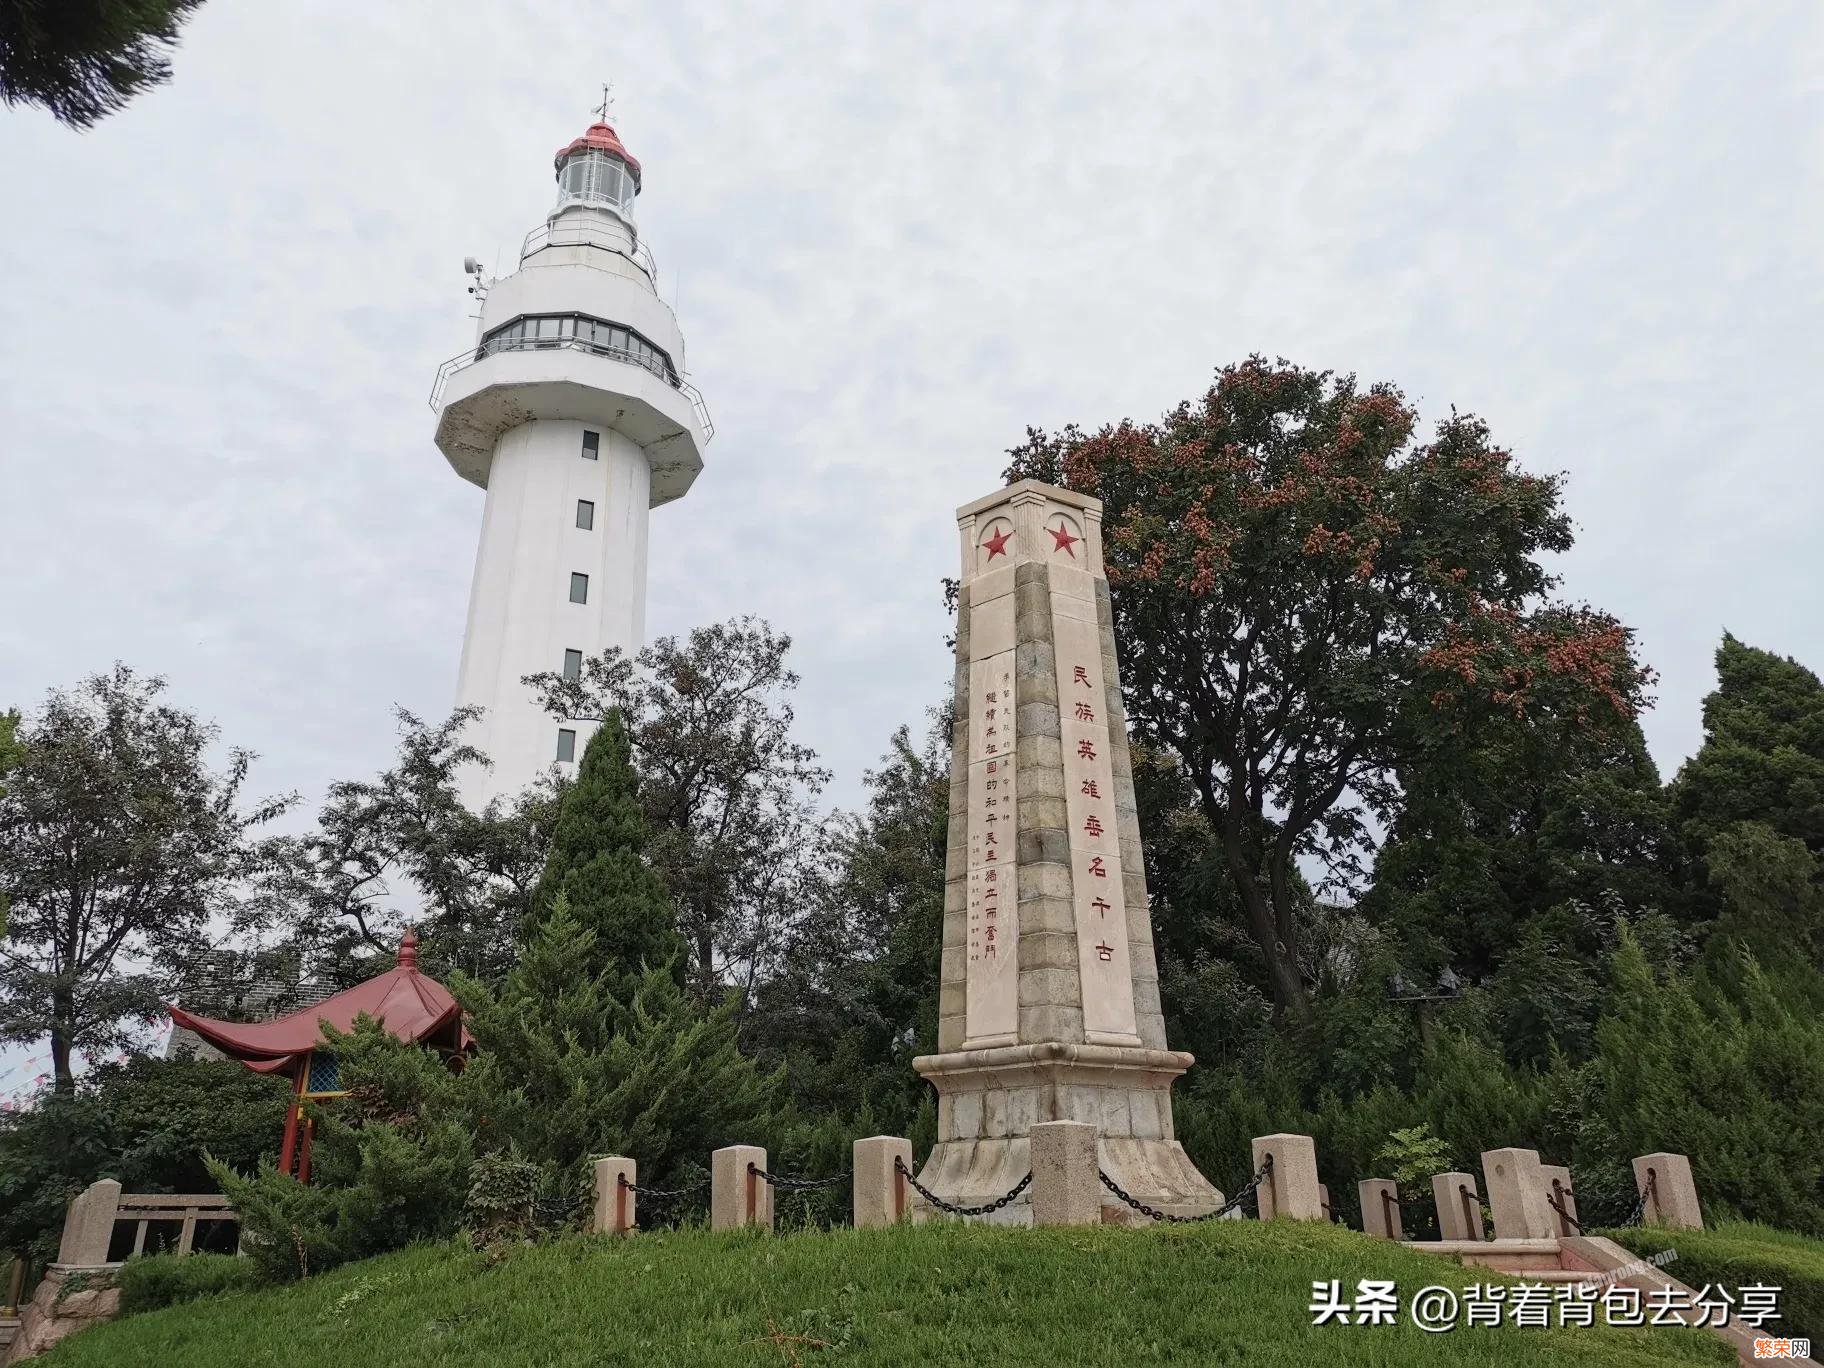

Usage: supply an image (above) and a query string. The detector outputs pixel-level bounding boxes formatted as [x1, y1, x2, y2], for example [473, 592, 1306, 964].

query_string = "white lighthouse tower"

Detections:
[431, 106, 710, 810]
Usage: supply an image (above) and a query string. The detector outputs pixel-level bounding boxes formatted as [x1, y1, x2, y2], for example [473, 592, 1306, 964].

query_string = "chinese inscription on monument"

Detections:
[914, 479, 1219, 1220]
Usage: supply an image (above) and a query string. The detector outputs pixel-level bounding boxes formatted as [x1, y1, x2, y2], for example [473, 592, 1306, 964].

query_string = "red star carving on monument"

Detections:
[1049, 521, 1080, 557]
[983, 525, 1013, 560]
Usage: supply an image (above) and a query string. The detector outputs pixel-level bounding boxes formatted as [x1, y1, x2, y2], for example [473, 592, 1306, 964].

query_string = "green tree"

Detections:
[0, 1053, 289, 1264]
[1005, 358, 1651, 1020]
[209, 1018, 474, 1282]
[1591, 929, 1824, 1234]
[0, 0, 204, 129]
[0, 708, 19, 935]
[0, 666, 291, 1092]
[524, 712, 685, 991]
[1129, 744, 1276, 1074]
[455, 897, 778, 1199]
[1675, 634, 1824, 860]
[1700, 822, 1824, 979]
[742, 713, 951, 1127]
[264, 707, 553, 989]
[1367, 718, 1682, 985]
[0, 709, 20, 786]
[524, 619, 830, 998]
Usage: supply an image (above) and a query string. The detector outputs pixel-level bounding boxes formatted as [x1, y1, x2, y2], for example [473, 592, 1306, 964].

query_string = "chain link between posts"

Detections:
[1098, 1154, 1274, 1224]
[1545, 1190, 1583, 1234]
[1617, 1169, 1657, 1229]
[617, 1174, 711, 1204]
[1546, 1169, 1657, 1233]
[747, 1163, 853, 1193]
[895, 1157, 1033, 1216]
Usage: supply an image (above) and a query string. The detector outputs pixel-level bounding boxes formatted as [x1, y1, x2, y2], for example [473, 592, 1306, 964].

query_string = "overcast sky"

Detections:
[2, 4, 1821, 1090]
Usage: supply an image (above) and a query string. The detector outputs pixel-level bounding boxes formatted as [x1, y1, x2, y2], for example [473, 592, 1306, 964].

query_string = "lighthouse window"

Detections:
[581, 430, 599, 459]
[556, 729, 577, 763]
[569, 572, 589, 604]
[563, 649, 583, 680]
[576, 499, 595, 530]
[478, 312, 679, 387]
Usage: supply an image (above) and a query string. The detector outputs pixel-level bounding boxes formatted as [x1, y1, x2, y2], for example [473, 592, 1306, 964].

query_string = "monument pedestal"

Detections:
[914, 1042, 1220, 1223]
[912, 481, 1221, 1223]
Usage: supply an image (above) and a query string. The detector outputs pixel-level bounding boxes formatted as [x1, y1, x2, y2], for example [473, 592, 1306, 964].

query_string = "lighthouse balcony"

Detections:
[520, 217, 657, 283]
[430, 336, 709, 505]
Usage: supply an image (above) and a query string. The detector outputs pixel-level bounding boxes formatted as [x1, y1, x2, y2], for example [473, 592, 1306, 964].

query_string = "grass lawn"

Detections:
[45, 1219, 1734, 1367]
[1610, 1219, 1824, 1344]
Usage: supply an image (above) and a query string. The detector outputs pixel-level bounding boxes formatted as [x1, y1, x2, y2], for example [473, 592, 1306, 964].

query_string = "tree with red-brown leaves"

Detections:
[1005, 357, 1652, 1024]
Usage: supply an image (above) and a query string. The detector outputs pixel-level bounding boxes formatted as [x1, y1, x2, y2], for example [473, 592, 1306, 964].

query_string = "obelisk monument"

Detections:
[913, 480, 1221, 1221]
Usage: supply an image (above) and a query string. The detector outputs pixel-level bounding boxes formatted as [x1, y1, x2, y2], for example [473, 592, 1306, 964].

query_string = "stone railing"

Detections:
[582, 1131, 1705, 1242]
[56, 1180, 239, 1268]
[587, 1128, 1315, 1236]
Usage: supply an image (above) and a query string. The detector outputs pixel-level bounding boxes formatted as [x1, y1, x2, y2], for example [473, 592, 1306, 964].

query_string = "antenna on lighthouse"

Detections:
[594, 82, 615, 124]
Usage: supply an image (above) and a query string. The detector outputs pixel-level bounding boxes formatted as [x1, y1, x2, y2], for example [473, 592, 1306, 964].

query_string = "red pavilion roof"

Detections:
[166, 930, 466, 1076]
[554, 121, 642, 187]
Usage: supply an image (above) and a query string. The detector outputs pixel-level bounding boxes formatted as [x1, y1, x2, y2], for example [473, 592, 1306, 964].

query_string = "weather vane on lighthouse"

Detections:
[594, 82, 615, 124]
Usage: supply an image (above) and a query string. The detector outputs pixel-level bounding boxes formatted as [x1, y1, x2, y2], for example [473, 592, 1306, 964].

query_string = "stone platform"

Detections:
[3, 1266, 120, 1365]
[914, 1041, 1220, 1222]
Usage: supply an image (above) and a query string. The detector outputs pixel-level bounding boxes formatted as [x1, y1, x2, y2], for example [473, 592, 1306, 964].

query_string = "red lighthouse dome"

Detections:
[554, 120, 643, 187]
[553, 119, 642, 220]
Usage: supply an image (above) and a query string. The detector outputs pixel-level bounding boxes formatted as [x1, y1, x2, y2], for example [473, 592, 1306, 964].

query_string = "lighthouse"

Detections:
[431, 107, 710, 810]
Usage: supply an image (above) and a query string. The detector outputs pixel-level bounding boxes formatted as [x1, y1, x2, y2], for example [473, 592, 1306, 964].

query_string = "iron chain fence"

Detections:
[619, 1174, 712, 1204]
[1545, 1169, 1657, 1233]
[1098, 1155, 1275, 1225]
[747, 1164, 853, 1193]
[895, 1157, 1033, 1216]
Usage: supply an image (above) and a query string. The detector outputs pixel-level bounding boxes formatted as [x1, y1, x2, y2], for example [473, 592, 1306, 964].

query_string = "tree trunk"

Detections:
[1214, 823, 1311, 1024]
[49, 989, 76, 1095]
[1265, 856, 1312, 1025]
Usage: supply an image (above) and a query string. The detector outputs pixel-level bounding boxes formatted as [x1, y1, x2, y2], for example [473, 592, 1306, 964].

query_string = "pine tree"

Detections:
[1675, 634, 1824, 859]
[455, 897, 778, 1197]
[1591, 928, 1824, 1234]
[527, 711, 685, 990]
[0, 0, 205, 129]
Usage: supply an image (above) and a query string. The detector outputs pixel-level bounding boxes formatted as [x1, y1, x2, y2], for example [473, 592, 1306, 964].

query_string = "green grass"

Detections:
[1610, 1219, 1824, 1344]
[46, 1220, 1732, 1367]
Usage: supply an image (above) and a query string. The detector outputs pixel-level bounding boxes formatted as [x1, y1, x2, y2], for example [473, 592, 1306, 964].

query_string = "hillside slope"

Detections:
[46, 1219, 1732, 1367]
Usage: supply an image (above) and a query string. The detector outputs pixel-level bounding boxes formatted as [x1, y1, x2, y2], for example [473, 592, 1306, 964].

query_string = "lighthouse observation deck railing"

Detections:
[520, 219, 658, 280]
[429, 339, 713, 444]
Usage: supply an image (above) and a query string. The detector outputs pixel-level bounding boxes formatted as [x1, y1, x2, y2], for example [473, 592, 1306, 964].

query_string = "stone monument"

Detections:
[912, 480, 1222, 1221]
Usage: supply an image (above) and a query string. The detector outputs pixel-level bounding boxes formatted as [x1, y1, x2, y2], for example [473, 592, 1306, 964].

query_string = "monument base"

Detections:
[911, 1042, 1222, 1224]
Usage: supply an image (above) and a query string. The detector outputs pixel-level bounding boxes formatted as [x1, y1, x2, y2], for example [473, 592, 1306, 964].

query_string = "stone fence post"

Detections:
[1030, 1121, 1099, 1227]
[1359, 1179, 1402, 1239]
[56, 1180, 120, 1267]
[1540, 1163, 1578, 1236]
[1433, 1171, 1485, 1241]
[1251, 1134, 1322, 1220]
[711, 1145, 773, 1232]
[1634, 1153, 1703, 1230]
[591, 1157, 637, 1236]
[1482, 1148, 1556, 1240]
[853, 1136, 914, 1229]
